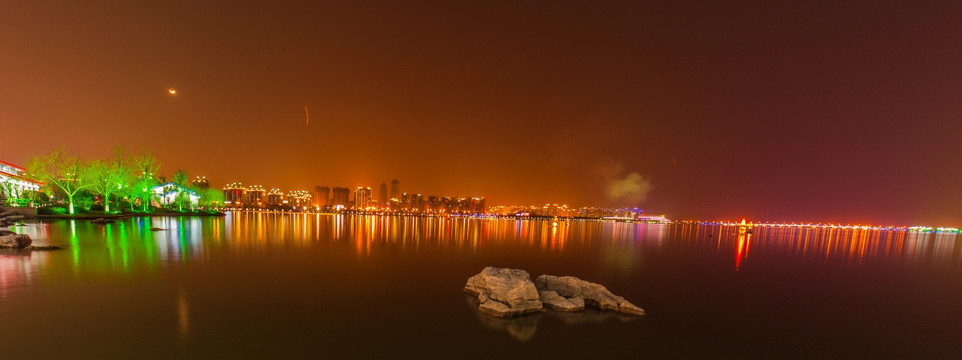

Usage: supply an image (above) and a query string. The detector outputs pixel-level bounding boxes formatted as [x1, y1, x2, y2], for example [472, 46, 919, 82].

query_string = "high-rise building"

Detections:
[287, 190, 312, 208]
[191, 176, 209, 190]
[315, 186, 330, 206]
[410, 193, 424, 211]
[379, 182, 387, 208]
[354, 187, 373, 209]
[331, 187, 350, 207]
[267, 188, 284, 205]
[246, 185, 265, 206]
[223, 183, 246, 205]
[389, 179, 400, 200]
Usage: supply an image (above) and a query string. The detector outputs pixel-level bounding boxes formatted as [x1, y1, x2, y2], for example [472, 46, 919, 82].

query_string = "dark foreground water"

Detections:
[2, 213, 961, 358]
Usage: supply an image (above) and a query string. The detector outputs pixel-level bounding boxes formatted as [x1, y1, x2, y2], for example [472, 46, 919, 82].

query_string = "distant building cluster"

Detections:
[488, 204, 648, 219]
[222, 179, 487, 214]
[222, 182, 316, 210]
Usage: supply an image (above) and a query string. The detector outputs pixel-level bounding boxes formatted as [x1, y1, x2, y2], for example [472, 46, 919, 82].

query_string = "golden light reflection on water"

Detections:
[3, 215, 961, 292]
[177, 288, 190, 342]
[670, 224, 962, 270]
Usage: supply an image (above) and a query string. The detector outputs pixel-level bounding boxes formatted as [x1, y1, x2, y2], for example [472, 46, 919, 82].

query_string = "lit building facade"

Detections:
[353, 187, 372, 209]
[151, 182, 200, 209]
[266, 188, 284, 206]
[246, 185, 265, 205]
[287, 190, 312, 208]
[0, 160, 44, 205]
[223, 183, 246, 205]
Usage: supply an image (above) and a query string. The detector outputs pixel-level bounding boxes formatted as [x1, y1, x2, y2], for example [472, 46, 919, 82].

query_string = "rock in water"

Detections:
[0, 234, 32, 249]
[0, 230, 16, 236]
[538, 290, 585, 312]
[464, 267, 544, 317]
[535, 275, 646, 316]
[26, 245, 61, 250]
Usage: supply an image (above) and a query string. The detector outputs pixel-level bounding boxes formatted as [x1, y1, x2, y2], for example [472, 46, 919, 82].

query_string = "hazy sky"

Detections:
[2, 1, 960, 225]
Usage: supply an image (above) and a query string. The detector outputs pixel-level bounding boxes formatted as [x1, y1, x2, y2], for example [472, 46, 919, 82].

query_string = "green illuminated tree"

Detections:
[200, 187, 224, 210]
[132, 150, 161, 212]
[87, 147, 134, 213]
[171, 169, 190, 211]
[26, 148, 93, 214]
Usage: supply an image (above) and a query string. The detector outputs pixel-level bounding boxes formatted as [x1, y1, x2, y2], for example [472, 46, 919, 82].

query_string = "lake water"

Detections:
[2, 213, 961, 358]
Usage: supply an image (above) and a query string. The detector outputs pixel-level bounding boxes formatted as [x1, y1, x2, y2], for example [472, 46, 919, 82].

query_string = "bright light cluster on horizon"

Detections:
[690, 221, 960, 233]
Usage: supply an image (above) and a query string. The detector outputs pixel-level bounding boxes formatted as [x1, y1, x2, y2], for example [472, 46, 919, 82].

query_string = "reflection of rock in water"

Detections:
[466, 294, 540, 342]
[544, 308, 641, 325]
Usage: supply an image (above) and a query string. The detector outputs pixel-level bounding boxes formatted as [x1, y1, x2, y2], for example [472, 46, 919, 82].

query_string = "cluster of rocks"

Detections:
[0, 210, 24, 227]
[463, 267, 645, 318]
[0, 210, 59, 251]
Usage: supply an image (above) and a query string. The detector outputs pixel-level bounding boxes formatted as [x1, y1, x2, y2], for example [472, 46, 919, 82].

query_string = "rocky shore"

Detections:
[0, 210, 59, 251]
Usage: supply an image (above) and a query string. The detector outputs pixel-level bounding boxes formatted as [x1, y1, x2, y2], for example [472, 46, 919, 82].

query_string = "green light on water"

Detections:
[118, 221, 129, 275]
[70, 220, 79, 272]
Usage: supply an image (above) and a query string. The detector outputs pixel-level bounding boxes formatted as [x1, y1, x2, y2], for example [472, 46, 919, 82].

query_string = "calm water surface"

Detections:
[2, 213, 961, 358]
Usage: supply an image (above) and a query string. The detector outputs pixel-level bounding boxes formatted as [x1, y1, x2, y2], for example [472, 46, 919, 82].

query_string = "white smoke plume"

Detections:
[605, 172, 653, 204]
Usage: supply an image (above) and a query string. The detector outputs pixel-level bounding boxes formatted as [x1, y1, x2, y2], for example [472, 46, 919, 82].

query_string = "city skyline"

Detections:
[2, 1, 961, 225]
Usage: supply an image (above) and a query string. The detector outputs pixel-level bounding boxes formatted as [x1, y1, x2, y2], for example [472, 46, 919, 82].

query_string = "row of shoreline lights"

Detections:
[694, 220, 959, 233]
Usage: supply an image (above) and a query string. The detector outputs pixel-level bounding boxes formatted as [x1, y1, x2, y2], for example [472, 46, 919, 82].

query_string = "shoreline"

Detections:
[35, 212, 226, 220]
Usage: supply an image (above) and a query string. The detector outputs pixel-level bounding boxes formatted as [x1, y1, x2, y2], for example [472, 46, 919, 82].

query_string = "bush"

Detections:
[38, 206, 68, 215]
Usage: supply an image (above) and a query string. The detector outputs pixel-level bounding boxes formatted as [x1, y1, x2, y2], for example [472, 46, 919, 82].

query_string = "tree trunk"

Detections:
[104, 191, 111, 213]
[68, 193, 75, 215]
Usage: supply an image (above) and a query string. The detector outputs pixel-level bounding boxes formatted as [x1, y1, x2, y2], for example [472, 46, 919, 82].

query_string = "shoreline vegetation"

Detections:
[6, 146, 224, 216]
[35, 210, 226, 220]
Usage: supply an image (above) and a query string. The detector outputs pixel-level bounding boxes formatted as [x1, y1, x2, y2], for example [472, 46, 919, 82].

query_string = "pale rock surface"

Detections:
[535, 275, 645, 316]
[538, 290, 584, 312]
[0, 234, 32, 249]
[464, 267, 543, 317]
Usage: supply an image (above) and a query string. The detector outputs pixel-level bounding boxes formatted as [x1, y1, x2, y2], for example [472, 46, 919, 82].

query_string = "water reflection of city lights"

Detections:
[3, 216, 960, 289]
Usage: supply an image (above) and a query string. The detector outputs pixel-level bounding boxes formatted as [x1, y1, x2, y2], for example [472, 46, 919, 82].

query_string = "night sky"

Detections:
[2, 1, 960, 225]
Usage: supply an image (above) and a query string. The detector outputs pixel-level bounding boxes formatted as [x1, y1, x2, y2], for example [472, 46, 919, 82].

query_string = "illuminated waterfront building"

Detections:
[331, 187, 350, 207]
[538, 204, 570, 217]
[410, 193, 424, 211]
[0, 160, 44, 205]
[267, 188, 284, 206]
[151, 182, 199, 208]
[472, 197, 487, 213]
[246, 185, 265, 205]
[354, 187, 373, 209]
[287, 190, 312, 208]
[223, 183, 246, 205]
